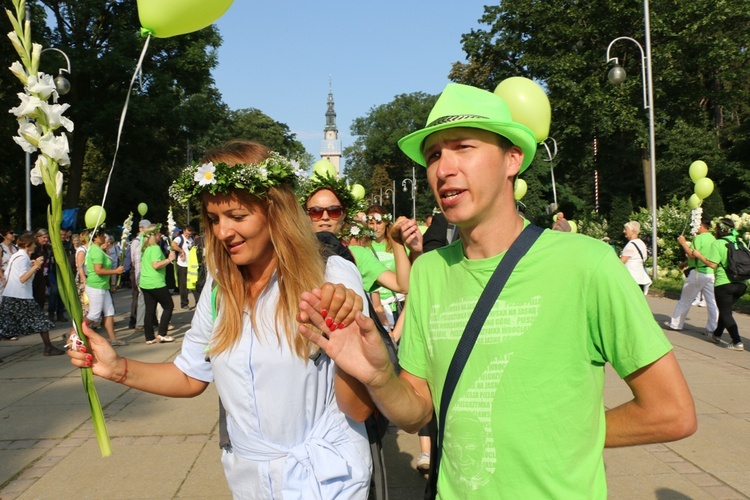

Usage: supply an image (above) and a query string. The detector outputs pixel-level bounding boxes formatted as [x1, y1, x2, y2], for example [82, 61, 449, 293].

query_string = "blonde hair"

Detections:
[201, 140, 325, 358]
[624, 221, 641, 235]
[141, 225, 160, 250]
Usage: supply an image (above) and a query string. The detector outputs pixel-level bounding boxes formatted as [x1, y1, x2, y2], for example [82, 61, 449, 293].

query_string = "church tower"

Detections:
[320, 78, 342, 175]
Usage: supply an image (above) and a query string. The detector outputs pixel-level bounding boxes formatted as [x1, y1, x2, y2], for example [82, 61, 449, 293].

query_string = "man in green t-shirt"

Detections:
[299, 83, 697, 498]
[665, 217, 718, 334]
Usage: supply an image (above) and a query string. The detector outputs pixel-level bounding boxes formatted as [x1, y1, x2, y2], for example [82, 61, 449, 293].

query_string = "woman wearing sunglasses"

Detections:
[300, 173, 411, 327]
[68, 140, 372, 499]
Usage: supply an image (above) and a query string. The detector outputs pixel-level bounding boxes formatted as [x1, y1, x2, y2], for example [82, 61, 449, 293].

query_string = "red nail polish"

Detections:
[80, 346, 87, 353]
[330, 323, 338, 331]
[325, 317, 334, 328]
[338, 322, 345, 330]
[320, 309, 328, 318]
[86, 361, 91, 367]
[86, 355, 93, 361]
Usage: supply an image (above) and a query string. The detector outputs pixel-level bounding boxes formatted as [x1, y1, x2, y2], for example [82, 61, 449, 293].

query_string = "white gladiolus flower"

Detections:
[13, 134, 36, 153]
[17, 119, 41, 143]
[30, 159, 45, 186]
[26, 73, 57, 100]
[40, 102, 73, 132]
[194, 162, 216, 186]
[38, 131, 70, 165]
[9, 61, 27, 84]
[9, 92, 43, 118]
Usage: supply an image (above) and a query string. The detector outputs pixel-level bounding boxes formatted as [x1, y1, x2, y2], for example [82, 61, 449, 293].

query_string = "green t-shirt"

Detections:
[139, 245, 167, 290]
[371, 240, 397, 308]
[692, 232, 715, 274]
[84, 244, 111, 290]
[399, 228, 672, 499]
[706, 235, 748, 286]
[348, 245, 389, 293]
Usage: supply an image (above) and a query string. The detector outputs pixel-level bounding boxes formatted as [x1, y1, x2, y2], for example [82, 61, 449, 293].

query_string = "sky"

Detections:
[213, 1, 490, 163]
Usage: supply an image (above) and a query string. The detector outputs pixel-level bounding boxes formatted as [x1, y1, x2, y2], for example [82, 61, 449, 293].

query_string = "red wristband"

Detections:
[115, 358, 128, 384]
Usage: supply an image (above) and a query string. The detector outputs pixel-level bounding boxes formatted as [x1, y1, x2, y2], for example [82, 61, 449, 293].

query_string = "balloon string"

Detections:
[90, 34, 152, 243]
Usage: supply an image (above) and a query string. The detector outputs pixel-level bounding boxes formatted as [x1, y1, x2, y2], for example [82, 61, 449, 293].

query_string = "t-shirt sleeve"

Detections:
[586, 249, 672, 378]
[173, 274, 216, 382]
[350, 246, 390, 292]
[620, 241, 637, 259]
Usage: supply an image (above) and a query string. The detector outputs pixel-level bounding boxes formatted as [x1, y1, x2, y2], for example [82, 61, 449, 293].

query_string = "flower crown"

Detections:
[341, 222, 376, 240]
[141, 223, 162, 239]
[366, 213, 392, 223]
[297, 171, 364, 222]
[169, 152, 304, 204]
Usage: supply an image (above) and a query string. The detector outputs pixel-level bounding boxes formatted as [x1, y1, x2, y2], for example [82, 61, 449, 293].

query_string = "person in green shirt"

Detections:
[664, 217, 718, 334]
[693, 217, 747, 351]
[138, 225, 176, 344]
[84, 228, 126, 346]
[298, 83, 697, 498]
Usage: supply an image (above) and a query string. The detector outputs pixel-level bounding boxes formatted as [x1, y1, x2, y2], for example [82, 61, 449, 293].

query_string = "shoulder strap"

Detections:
[628, 240, 645, 261]
[431, 224, 543, 492]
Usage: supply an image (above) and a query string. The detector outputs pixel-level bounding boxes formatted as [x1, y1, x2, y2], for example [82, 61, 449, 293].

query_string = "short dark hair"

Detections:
[17, 232, 36, 249]
[184, 225, 194, 232]
[701, 217, 712, 229]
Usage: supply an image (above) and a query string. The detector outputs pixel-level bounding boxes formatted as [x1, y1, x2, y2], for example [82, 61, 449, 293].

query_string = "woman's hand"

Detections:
[67, 323, 122, 382]
[298, 283, 362, 331]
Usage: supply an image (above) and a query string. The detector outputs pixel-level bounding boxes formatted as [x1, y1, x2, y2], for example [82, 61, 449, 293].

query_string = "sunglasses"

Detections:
[306, 205, 344, 221]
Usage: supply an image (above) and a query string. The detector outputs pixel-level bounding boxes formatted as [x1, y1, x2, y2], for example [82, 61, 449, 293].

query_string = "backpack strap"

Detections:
[427, 224, 543, 498]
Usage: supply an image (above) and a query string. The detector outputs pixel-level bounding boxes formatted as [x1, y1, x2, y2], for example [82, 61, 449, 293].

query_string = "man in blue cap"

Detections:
[299, 83, 696, 498]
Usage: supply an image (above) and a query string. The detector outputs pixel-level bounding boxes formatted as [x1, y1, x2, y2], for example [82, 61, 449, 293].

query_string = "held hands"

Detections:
[297, 283, 362, 332]
[297, 286, 393, 387]
[67, 323, 122, 382]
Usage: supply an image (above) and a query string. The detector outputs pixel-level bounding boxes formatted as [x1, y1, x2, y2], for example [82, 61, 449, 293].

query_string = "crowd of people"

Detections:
[7, 81, 750, 497]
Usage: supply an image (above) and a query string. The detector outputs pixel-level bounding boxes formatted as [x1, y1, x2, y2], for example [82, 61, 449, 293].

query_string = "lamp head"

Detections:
[54, 75, 71, 95]
[608, 65, 627, 85]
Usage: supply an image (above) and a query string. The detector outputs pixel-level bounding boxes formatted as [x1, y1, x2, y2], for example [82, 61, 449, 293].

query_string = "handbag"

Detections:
[424, 224, 543, 499]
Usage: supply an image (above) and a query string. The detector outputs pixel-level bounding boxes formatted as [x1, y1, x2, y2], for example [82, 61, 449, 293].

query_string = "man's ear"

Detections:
[505, 146, 524, 178]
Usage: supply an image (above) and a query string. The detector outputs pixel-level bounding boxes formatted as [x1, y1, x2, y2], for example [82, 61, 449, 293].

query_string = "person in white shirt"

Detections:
[172, 224, 197, 309]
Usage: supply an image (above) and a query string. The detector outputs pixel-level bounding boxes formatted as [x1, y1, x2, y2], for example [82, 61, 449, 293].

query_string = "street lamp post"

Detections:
[402, 165, 416, 219]
[605, 1, 658, 280]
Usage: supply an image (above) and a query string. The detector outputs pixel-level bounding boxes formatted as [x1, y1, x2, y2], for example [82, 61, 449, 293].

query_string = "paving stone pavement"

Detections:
[1, 289, 749, 499]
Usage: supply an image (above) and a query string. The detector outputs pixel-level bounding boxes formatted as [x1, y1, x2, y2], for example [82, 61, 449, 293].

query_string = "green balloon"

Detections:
[313, 159, 337, 178]
[688, 194, 702, 209]
[494, 77, 551, 143]
[137, 0, 234, 38]
[694, 177, 714, 199]
[350, 184, 366, 201]
[689, 160, 708, 183]
[137, 202, 148, 216]
[85, 205, 107, 229]
[513, 178, 528, 201]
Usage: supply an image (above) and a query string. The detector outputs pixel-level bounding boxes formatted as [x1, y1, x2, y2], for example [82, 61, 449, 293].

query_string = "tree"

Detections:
[449, 0, 750, 225]
[344, 92, 438, 218]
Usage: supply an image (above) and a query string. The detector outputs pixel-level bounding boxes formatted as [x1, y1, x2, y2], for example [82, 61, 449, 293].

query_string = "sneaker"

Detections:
[711, 334, 723, 344]
[727, 343, 745, 351]
[697, 301, 707, 307]
[416, 452, 430, 474]
[691, 300, 700, 306]
[662, 321, 681, 331]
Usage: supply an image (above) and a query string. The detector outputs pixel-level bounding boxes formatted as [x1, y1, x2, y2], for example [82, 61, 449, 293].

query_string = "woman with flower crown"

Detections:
[299, 174, 413, 330]
[68, 140, 372, 499]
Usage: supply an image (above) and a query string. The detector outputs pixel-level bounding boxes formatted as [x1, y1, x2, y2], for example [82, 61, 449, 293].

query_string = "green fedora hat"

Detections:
[398, 83, 538, 173]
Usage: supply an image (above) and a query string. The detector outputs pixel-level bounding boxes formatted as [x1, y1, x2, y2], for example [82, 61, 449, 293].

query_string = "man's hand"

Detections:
[391, 217, 424, 256]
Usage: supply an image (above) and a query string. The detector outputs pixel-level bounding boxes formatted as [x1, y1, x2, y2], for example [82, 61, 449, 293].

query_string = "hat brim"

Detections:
[398, 120, 538, 173]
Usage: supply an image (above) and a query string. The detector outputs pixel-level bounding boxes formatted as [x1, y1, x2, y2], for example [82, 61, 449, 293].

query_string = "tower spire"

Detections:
[320, 75, 342, 175]
[325, 76, 337, 132]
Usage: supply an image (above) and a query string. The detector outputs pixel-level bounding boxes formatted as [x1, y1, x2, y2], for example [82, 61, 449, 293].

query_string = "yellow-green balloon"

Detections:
[137, 0, 234, 38]
[313, 159, 337, 178]
[513, 178, 528, 201]
[569, 220, 578, 233]
[694, 177, 714, 199]
[494, 77, 551, 143]
[689, 160, 708, 183]
[350, 183, 366, 201]
[688, 194, 702, 209]
[137, 202, 148, 216]
[85, 205, 107, 229]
